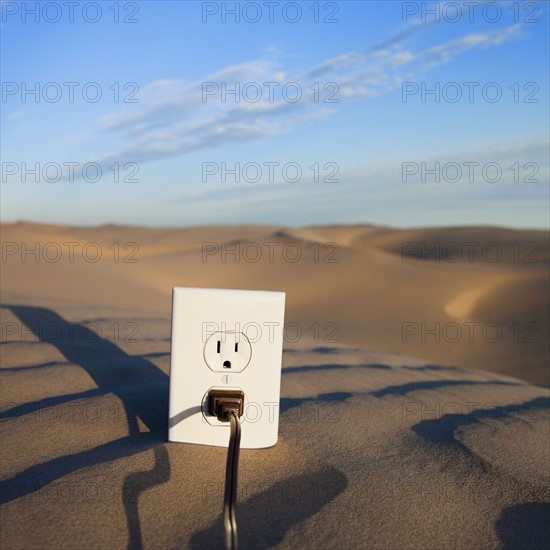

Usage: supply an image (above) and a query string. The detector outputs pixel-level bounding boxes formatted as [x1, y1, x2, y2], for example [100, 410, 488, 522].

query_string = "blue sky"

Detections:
[1, 0, 549, 228]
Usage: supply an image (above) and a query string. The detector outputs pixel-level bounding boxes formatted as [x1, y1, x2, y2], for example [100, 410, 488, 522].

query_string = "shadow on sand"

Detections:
[1, 305, 170, 549]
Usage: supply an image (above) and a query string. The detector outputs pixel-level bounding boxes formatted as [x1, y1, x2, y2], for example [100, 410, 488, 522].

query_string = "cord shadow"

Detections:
[410, 395, 550, 547]
[309, 346, 356, 354]
[0, 432, 162, 505]
[0, 304, 171, 549]
[283, 363, 390, 374]
[0, 388, 108, 420]
[371, 379, 519, 398]
[283, 346, 359, 355]
[1, 305, 168, 431]
[137, 352, 170, 359]
[123, 445, 171, 550]
[190, 467, 348, 550]
[168, 405, 203, 429]
[280, 391, 353, 414]
[411, 396, 550, 449]
[495, 502, 550, 550]
[0, 361, 63, 372]
[403, 364, 469, 373]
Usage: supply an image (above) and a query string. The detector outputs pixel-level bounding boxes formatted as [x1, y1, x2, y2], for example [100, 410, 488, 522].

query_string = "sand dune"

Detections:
[1, 222, 547, 385]
[0, 222, 548, 549]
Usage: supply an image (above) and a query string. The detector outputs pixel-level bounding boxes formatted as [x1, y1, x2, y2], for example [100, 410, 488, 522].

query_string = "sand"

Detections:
[0, 222, 548, 549]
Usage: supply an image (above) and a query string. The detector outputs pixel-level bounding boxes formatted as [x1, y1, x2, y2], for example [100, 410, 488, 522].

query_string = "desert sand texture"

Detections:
[1, 222, 549, 549]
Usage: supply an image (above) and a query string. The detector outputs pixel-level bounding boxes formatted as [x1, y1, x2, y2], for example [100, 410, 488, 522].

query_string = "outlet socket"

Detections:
[168, 287, 286, 448]
[203, 331, 252, 373]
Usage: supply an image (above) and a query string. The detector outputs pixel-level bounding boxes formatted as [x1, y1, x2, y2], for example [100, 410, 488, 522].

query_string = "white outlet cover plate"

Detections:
[169, 287, 286, 448]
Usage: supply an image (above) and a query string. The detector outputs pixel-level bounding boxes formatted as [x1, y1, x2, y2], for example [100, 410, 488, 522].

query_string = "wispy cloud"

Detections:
[4, 108, 27, 121]
[41, 23, 523, 179]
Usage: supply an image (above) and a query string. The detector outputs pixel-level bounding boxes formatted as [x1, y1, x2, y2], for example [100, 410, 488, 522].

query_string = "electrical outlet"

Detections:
[168, 287, 286, 448]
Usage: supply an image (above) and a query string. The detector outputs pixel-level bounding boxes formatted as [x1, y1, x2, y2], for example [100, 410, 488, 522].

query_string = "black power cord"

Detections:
[224, 410, 241, 550]
[208, 389, 245, 550]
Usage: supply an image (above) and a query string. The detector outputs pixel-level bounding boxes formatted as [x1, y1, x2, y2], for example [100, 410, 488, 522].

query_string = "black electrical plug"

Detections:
[208, 389, 245, 422]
